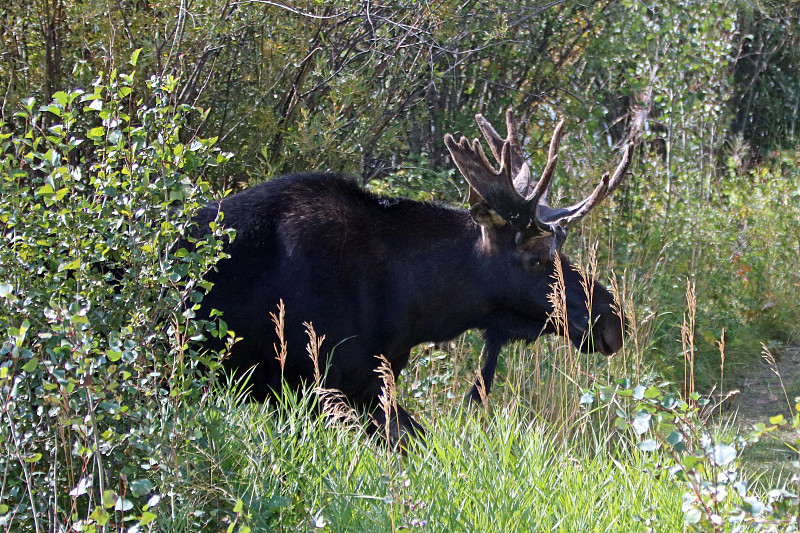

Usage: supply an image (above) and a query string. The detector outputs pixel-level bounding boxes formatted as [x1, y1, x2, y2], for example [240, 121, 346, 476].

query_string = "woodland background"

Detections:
[2, 0, 800, 531]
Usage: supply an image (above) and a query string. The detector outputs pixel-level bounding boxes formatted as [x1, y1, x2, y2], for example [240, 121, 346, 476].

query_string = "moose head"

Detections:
[445, 110, 633, 401]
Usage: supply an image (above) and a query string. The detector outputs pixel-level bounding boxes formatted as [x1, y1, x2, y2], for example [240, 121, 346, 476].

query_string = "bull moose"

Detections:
[195, 110, 633, 444]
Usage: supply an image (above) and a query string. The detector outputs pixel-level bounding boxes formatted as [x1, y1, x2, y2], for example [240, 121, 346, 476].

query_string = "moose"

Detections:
[195, 110, 633, 444]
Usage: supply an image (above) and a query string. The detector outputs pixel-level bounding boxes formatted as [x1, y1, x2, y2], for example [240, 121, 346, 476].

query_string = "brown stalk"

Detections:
[682, 280, 697, 404]
[762, 344, 791, 413]
[304, 321, 325, 384]
[374, 354, 398, 446]
[270, 299, 287, 375]
[475, 371, 489, 414]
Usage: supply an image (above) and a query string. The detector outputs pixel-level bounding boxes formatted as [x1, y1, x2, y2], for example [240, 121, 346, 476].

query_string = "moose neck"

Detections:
[387, 205, 496, 345]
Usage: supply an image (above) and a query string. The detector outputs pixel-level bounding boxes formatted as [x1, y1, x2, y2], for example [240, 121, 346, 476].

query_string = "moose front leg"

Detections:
[465, 333, 507, 405]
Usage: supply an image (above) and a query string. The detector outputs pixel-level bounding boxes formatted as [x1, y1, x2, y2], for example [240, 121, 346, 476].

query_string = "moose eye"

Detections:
[527, 256, 545, 269]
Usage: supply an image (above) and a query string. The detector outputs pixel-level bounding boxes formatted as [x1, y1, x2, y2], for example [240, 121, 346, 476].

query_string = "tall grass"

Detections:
[164, 383, 685, 532]
[151, 264, 800, 532]
[155, 269, 688, 531]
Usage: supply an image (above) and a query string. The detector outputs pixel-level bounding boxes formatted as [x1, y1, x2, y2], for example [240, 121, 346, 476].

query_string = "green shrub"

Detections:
[585, 379, 800, 531]
[0, 56, 235, 531]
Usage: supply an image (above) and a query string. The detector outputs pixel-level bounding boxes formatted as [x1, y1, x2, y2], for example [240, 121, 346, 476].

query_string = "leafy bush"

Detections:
[0, 56, 235, 531]
[584, 379, 800, 531]
[622, 150, 800, 388]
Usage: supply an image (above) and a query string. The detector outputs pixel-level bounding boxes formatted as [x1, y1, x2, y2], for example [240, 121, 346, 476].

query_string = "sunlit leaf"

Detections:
[140, 511, 157, 525]
[769, 414, 785, 425]
[632, 411, 651, 435]
[58, 258, 81, 272]
[22, 357, 38, 372]
[115, 497, 133, 512]
[637, 440, 659, 452]
[710, 444, 736, 466]
[130, 48, 142, 66]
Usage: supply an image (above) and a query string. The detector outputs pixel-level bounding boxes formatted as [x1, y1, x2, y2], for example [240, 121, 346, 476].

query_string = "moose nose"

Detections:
[595, 311, 625, 355]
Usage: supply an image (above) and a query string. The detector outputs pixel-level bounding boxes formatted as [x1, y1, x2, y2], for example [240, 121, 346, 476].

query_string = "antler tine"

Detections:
[542, 174, 610, 225]
[540, 142, 634, 226]
[605, 143, 633, 197]
[443, 133, 521, 216]
[503, 108, 526, 175]
[527, 120, 565, 204]
[475, 109, 527, 179]
[475, 114, 505, 164]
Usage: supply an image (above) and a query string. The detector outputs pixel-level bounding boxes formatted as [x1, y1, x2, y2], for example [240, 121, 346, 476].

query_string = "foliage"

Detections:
[1, 0, 800, 530]
[729, 2, 800, 156]
[0, 61, 234, 531]
[603, 146, 800, 389]
[584, 379, 800, 531]
[1, 0, 487, 183]
[169, 381, 685, 532]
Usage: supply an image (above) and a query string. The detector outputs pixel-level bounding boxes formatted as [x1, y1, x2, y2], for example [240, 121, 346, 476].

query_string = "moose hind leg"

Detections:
[370, 402, 425, 448]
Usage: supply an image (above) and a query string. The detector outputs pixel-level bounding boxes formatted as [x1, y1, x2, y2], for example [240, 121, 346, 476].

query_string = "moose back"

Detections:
[194, 110, 633, 444]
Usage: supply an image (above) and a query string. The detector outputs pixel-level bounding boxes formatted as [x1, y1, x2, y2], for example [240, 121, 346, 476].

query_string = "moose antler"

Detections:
[444, 109, 634, 251]
[538, 143, 632, 225]
[443, 134, 537, 232]
[474, 109, 529, 187]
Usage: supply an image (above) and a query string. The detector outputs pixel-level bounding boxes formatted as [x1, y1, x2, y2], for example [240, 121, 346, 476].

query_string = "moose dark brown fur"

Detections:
[195, 110, 633, 444]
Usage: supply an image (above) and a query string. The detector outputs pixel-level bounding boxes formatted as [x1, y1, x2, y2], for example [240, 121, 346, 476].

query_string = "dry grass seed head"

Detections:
[682, 280, 697, 401]
[270, 299, 288, 374]
[475, 370, 489, 413]
[304, 321, 326, 384]
[762, 343, 792, 412]
[547, 253, 569, 342]
[575, 243, 598, 320]
[313, 386, 362, 432]
[374, 354, 398, 444]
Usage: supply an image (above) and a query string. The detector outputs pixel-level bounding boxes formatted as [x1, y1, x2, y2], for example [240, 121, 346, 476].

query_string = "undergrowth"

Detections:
[173, 380, 686, 532]
[2, 59, 800, 532]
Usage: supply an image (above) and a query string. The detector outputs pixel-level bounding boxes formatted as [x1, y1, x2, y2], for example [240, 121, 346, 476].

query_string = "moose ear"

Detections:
[469, 202, 506, 228]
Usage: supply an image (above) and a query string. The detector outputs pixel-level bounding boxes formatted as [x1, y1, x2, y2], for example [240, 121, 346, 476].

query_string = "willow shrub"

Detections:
[586, 378, 800, 531]
[0, 56, 236, 531]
